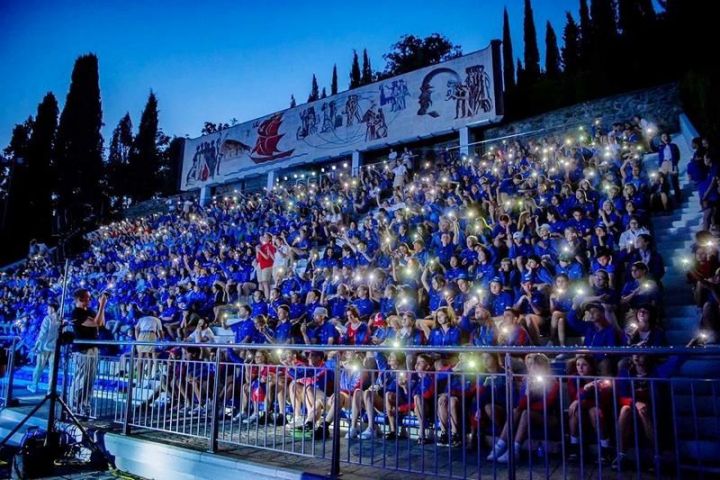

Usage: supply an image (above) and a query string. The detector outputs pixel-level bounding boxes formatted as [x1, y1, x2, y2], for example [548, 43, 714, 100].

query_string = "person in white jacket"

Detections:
[28, 303, 60, 393]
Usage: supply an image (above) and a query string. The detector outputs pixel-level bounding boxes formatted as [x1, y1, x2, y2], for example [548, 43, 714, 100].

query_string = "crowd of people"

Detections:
[1, 114, 717, 470]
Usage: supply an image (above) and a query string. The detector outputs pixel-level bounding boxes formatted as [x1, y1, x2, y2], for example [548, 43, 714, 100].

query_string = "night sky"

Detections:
[0, 0, 578, 148]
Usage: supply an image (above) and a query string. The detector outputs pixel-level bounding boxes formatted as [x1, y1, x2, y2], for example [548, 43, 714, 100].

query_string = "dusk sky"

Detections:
[0, 0, 578, 150]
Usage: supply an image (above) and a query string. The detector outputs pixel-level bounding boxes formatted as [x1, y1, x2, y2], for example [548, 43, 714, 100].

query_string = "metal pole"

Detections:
[504, 353, 515, 480]
[123, 346, 136, 435]
[209, 347, 221, 452]
[329, 357, 342, 479]
[46, 259, 70, 438]
[3, 337, 17, 407]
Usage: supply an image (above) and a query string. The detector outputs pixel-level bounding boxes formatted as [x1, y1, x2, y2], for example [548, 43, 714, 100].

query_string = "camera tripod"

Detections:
[0, 260, 114, 470]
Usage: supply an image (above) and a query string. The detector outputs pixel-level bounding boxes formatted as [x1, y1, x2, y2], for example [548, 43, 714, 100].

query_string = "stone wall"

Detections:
[482, 83, 682, 140]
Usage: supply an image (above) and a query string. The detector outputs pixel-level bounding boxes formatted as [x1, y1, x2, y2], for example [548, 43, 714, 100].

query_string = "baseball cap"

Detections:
[313, 306, 328, 318]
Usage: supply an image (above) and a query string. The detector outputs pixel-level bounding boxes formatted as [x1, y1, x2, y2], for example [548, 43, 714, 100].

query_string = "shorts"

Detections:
[251, 380, 266, 402]
[257, 267, 272, 283]
[136, 332, 158, 353]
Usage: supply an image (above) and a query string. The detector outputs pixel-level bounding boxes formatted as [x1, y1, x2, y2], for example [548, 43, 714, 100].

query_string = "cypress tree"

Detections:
[545, 22, 561, 78]
[502, 7, 515, 90]
[579, 0, 592, 67]
[1, 118, 33, 243]
[523, 0, 541, 83]
[331, 64, 338, 95]
[361, 49, 373, 85]
[290, 95, 297, 108]
[107, 113, 133, 204]
[25, 93, 59, 239]
[321, 87, 327, 99]
[54, 53, 104, 221]
[129, 91, 160, 201]
[350, 50, 361, 89]
[562, 12, 581, 75]
[591, 0, 617, 47]
[308, 74, 319, 102]
[516, 59, 525, 86]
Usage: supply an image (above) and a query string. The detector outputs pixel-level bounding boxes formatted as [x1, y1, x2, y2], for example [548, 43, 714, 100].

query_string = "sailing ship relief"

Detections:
[250, 113, 295, 163]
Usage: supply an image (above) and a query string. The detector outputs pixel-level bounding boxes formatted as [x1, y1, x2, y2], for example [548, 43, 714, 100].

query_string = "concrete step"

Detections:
[666, 305, 699, 317]
[678, 358, 720, 378]
[677, 416, 720, 440]
[667, 330, 695, 345]
[674, 395, 720, 416]
[679, 439, 720, 465]
[0, 406, 51, 447]
[666, 316, 699, 332]
[654, 218, 704, 230]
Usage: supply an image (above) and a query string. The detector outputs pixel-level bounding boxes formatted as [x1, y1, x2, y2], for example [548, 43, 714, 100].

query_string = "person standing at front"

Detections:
[70, 288, 107, 416]
[28, 303, 60, 393]
[256, 233, 276, 299]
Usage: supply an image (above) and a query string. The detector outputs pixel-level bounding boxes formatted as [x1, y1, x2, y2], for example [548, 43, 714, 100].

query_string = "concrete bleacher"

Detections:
[2, 113, 719, 478]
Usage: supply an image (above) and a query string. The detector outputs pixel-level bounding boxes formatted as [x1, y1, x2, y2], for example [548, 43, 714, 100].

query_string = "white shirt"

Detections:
[35, 315, 60, 352]
[618, 227, 649, 250]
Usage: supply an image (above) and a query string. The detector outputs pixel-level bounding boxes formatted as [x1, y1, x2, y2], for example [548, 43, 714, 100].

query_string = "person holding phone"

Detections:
[70, 288, 108, 416]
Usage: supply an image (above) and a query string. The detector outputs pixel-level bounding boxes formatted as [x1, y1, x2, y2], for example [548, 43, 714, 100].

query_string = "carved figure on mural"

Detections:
[466, 65, 492, 114]
[380, 79, 410, 112]
[297, 106, 318, 139]
[417, 64, 492, 119]
[320, 100, 338, 132]
[344, 95, 362, 126]
[362, 104, 388, 141]
[447, 80, 469, 119]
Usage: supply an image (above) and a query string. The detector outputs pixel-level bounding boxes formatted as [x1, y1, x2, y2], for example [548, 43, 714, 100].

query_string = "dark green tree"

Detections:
[53, 53, 104, 224]
[350, 50, 361, 89]
[545, 22, 561, 78]
[128, 91, 160, 201]
[361, 49, 373, 85]
[590, 0, 617, 51]
[562, 12, 581, 74]
[157, 136, 184, 195]
[0, 117, 33, 260]
[108, 113, 133, 165]
[380, 33, 462, 77]
[308, 74, 320, 102]
[290, 95, 297, 108]
[516, 59, 525, 86]
[578, 0, 592, 67]
[107, 113, 133, 205]
[523, 0, 541, 83]
[331, 64, 338, 95]
[25, 93, 59, 240]
[321, 87, 327, 99]
[618, 0, 655, 34]
[502, 7, 515, 90]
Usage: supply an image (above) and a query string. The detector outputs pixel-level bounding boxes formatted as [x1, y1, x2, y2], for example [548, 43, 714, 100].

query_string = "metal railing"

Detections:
[0, 336, 20, 408]
[56, 341, 720, 479]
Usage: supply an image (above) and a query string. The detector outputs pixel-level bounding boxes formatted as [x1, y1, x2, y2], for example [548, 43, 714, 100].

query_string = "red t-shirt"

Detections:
[256, 242, 276, 269]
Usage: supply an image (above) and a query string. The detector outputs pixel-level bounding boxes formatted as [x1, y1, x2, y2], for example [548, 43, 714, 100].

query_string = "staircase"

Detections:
[649, 133, 720, 472]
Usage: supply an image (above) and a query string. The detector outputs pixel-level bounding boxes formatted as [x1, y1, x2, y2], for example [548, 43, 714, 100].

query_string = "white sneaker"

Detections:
[287, 415, 304, 427]
[359, 427, 377, 440]
[190, 406, 206, 416]
[232, 411, 248, 422]
[345, 427, 359, 439]
[486, 442, 507, 461]
[242, 412, 259, 425]
[496, 450, 509, 463]
[26, 384, 37, 393]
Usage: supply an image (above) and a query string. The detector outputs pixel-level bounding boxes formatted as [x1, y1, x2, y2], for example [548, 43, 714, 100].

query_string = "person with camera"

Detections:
[70, 288, 107, 416]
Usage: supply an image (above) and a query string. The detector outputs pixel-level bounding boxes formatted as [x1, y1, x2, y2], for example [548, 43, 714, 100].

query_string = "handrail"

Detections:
[71, 339, 720, 357]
